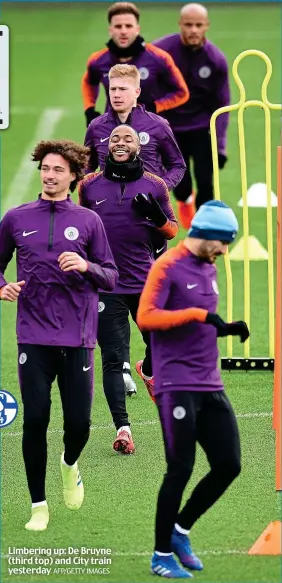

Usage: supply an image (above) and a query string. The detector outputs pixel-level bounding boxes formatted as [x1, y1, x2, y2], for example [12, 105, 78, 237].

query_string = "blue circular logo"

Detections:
[0, 390, 18, 427]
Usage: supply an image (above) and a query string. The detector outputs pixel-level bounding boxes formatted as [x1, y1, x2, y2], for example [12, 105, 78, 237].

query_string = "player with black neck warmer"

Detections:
[78, 125, 179, 456]
[84, 63, 186, 398]
[81, 1, 189, 126]
[103, 150, 143, 182]
[106, 34, 145, 59]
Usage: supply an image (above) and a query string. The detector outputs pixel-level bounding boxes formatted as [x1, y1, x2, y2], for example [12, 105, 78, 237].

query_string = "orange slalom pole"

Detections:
[274, 146, 281, 490]
[273, 146, 281, 430]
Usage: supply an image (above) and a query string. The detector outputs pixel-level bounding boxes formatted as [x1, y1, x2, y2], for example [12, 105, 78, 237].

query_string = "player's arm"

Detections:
[132, 179, 178, 240]
[138, 255, 250, 343]
[77, 174, 101, 209]
[152, 179, 178, 239]
[81, 52, 103, 127]
[77, 179, 89, 208]
[146, 45, 189, 114]
[137, 256, 207, 331]
[213, 55, 230, 165]
[59, 213, 118, 291]
[0, 212, 25, 302]
[84, 124, 99, 173]
[159, 121, 186, 191]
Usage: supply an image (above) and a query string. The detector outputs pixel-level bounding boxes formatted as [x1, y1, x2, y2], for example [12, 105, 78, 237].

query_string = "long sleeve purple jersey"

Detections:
[82, 44, 189, 115]
[0, 196, 118, 348]
[137, 242, 224, 394]
[84, 106, 186, 192]
[78, 171, 178, 294]
[153, 35, 230, 154]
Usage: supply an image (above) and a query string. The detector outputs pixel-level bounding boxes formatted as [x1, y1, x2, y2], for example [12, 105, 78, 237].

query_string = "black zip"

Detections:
[119, 182, 126, 205]
[48, 203, 55, 250]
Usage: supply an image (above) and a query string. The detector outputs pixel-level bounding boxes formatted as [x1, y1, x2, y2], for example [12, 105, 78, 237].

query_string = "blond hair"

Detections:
[109, 64, 140, 86]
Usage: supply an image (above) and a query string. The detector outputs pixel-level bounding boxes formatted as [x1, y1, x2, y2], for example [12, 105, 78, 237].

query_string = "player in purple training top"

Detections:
[84, 64, 186, 192]
[153, 3, 230, 230]
[79, 125, 178, 456]
[0, 141, 118, 532]
[82, 2, 189, 126]
[137, 201, 249, 578]
[84, 63, 186, 397]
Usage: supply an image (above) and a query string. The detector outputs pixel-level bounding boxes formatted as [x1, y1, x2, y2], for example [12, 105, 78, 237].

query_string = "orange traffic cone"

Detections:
[248, 521, 282, 555]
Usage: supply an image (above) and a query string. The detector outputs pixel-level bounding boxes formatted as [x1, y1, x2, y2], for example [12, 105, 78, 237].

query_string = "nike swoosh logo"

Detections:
[187, 284, 198, 289]
[95, 199, 107, 206]
[156, 246, 165, 254]
[83, 366, 91, 372]
[22, 230, 38, 237]
[100, 137, 110, 143]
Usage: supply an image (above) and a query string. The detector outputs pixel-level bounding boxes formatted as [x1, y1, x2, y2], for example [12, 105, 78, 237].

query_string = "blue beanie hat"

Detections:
[188, 200, 239, 242]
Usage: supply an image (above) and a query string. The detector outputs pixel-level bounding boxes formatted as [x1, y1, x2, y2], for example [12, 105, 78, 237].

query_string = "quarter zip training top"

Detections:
[82, 41, 189, 116]
[0, 196, 118, 348]
[153, 35, 230, 155]
[137, 242, 223, 394]
[84, 105, 186, 192]
[78, 160, 178, 294]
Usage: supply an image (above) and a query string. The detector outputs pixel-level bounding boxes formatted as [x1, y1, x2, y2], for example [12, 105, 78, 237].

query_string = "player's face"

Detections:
[109, 77, 141, 112]
[109, 126, 140, 162]
[40, 153, 76, 198]
[198, 240, 229, 263]
[179, 12, 209, 47]
[109, 14, 140, 48]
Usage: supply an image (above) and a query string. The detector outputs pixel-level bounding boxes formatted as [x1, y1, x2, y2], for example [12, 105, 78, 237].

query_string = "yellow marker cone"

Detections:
[229, 235, 268, 261]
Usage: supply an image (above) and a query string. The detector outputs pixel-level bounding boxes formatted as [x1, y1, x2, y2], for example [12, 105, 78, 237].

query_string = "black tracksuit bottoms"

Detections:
[173, 129, 214, 208]
[98, 293, 152, 429]
[18, 344, 93, 503]
[154, 390, 241, 552]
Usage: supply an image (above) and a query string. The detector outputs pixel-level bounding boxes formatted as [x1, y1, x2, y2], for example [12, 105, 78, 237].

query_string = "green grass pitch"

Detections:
[0, 3, 281, 583]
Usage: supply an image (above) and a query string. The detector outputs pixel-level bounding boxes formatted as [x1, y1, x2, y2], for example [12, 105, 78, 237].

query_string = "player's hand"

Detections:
[205, 313, 229, 336]
[132, 193, 167, 227]
[85, 108, 101, 127]
[58, 252, 88, 273]
[226, 321, 250, 343]
[206, 313, 250, 343]
[0, 280, 25, 302]
[218, 153, 227, 169]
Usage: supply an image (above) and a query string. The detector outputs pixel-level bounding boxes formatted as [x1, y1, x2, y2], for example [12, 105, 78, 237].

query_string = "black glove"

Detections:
[227, 321, 250, 343]
[85, 108, 101, 127]
[140, 101, 157, 114]
[132, 192, 167, 227]
[218, 153, 227, 169]
[206, 313, 250, 343]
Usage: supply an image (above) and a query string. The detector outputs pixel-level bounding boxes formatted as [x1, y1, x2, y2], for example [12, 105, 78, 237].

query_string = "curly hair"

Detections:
[31, 140, 90, 192]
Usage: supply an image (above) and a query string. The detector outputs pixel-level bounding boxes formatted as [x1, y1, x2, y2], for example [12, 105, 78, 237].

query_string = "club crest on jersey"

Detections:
[19, 353, 27, 365]
[199, 66, 211, 78]
[139, 67, 149, 80]
[139, 132, 150, 145]
[64, 227, 79, 241]
[212, 280, 219, 295]
[98, 302, 105, 312]
[173, 406, 186, 420]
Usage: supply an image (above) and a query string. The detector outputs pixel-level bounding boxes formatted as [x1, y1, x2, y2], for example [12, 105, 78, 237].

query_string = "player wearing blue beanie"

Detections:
[137, 199, 249, 579]
[188, 200, 238, 242]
